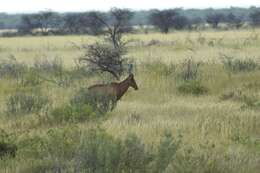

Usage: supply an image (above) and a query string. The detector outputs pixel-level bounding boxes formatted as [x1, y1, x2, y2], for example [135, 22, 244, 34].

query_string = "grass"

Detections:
[0, 29, 259, 172]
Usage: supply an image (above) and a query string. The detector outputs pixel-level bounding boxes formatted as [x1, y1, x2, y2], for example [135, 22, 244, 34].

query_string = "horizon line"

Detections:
[1, 5, 260, 14]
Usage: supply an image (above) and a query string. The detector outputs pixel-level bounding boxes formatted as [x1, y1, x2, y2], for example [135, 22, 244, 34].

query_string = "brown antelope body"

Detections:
[88, 74, 138, 101]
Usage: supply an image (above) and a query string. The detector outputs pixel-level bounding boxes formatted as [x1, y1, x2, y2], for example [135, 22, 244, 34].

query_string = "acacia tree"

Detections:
[79, 11, 105, 35]
[19, 11, 62, 34]
[250, 11, 260, 26]
[172, 15, 190, 30]
[79, 8, 133, 80]
[225, 13, 243, 29]
[18, 14, 39, 34]
[63, 13, 82, 33]
[91, 8, 134, 48]
[149, 10, 178, 33]
[36, 11, 62, 34]
[206, 13, 225, 28]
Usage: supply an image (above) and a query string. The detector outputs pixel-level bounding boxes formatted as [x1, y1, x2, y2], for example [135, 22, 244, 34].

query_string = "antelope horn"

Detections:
[128, 64, 133, 74]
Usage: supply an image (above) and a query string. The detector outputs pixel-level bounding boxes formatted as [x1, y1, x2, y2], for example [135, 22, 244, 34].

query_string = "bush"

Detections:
[146, 39, 161, 46]
[69, 64, 96, 80]
[20, 69, 42, 87]
[165, 147, 220, 173]
[119, 134, 151, 173]
[77, 131, 181, 173]
[18, 128, 183, 173]
[0, 31, 19, 37]
[33, 57, 63, 76]
[50, 103, 96, 123]
[6, 90, 49, 115]
[221, 55, 258, 73]
[143, 61, 176, 77]
[20, 160, 59, 173]
[0, 141, 17, 159]
[80, 42, 128, 80]
[0, 129, 17, 158]
[76, 131, 151, 173]
[220, 85, 260, 110]
[177, 59, 201, 81]
[18, 127, 80, 173]
[75, 128, 122, 173]
[33, 58, 74, 87]
[163, 141, 254, 173]
[152, 132, 181, 172]
[71, 88, 117, 114]
[177, 80, 208, 95]
[0, 56, 27, 79]
[50, 88, 116, 123]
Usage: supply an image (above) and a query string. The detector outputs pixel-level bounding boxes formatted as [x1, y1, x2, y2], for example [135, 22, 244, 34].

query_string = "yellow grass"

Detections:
[0, 29, 259, 172]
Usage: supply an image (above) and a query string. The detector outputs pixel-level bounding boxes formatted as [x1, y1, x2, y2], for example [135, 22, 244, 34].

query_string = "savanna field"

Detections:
[0, 30, 259, 172]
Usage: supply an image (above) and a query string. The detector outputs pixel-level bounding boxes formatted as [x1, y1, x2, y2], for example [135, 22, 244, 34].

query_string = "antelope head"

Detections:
[128, 73, 138, 90]
[127, 64, 138, 90]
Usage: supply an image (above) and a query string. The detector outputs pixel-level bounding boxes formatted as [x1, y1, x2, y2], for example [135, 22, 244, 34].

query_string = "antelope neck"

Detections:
[116, 77, 130, 100]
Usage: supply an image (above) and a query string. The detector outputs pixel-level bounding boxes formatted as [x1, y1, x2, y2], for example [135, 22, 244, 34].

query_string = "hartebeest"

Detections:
[88, 73, 138, 101]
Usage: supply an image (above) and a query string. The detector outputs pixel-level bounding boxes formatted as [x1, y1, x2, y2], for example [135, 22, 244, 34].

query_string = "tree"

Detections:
[18, 14, 40, 34]
[79, 8, 133, 80]
[189, 17, 204, 30]
[80, 42, 127, 80]
[225, 13, 243, 29]
[172, 15, 190, 30]
[104, 8, 134, 48]
[36, 11, 63, 34]
[79, 11, 105, 35]
[250, 11, 260, 26]
[0, 22, 5, 29]
[19, 11, 62, 35]
[63, 13, 82, 33]
[206, 13, 225, 28]
[149, 9, 178, 33]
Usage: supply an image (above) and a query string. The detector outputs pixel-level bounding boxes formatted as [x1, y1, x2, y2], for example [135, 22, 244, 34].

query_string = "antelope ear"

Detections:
[128, 64, 133, 74]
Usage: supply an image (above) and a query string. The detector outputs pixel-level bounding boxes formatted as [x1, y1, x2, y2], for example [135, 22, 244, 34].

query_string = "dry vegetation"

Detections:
[0, 30, 259, 172]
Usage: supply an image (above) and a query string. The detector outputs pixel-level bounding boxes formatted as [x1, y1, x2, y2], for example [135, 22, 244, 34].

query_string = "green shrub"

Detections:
[0, 142, 17, 158]
[152, 132, 181, 173]
[0, 129, 17, 158]
[163, 142, 254, 173]
[6, 90, 49, 115]
[77, 131, 181, 173]
[119, 134, 151, 173]
[177, 59, 201, 81]
[76, 130, 152, 173]
[18, 127, 80, 173]
[18, 128, 183, 173]
[75, 128, 122, 173]
[32, 58, 74, 88]
[165, 147, 220, 173]
[51, 103, 96, 123]
[70, 60, 98, 79]
[33, 57, 63, 76]
[80, 42, 128, 80]
[241, 96, 260, 110]
[71, 88, 117, 114]
[197, 34, 206, 45]
[20, 69, 42, 87]
[143, 62, 176, 77]
[20, 160, 59, 173]
[0, 56, 27, 79]
[221, 55, 258, 73]
[220, 86, 260, 110]
[50, 87, 116, 123]
[177, 80, 208, 95]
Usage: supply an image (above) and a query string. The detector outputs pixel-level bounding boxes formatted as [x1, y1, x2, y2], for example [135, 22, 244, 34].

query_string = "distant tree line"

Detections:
[1, 7, 260, 36]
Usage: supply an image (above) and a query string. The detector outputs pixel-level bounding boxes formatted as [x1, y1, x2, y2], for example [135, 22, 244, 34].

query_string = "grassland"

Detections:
[0, 30, 259, 172]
